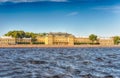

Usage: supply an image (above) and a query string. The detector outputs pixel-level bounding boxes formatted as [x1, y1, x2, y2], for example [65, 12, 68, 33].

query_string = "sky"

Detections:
[0, 0, 120, 37]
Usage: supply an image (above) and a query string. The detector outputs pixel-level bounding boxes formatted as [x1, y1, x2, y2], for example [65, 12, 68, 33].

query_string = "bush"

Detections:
[74, 42, 88, 45]
[32, 42, 45, 44]
[74, 42, 99, 45]
[17, 42, 30, 44]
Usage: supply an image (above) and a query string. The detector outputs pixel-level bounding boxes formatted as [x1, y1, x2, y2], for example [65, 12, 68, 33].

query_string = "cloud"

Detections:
[93, 6, 120, 10]
[0, 0, 68, 3]
[67, 12, 79, 16]
[0, 0, 105, 3]
[92, 5, 120, 13]
[50, 0, 68, 2]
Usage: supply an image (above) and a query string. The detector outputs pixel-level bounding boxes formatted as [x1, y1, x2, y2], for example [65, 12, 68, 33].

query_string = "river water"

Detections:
[0, 47, 120, 78]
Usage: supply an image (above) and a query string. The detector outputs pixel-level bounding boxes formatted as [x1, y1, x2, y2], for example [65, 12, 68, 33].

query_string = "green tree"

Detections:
[25, 32, 32, 38]
[89, 34, 97, 43]
[42, 33, 47, 36]
[37, 33, 47, 36]
[5, 30, 38, 43]
[113, 36, 120, 45]
[5, 30, 25, 38]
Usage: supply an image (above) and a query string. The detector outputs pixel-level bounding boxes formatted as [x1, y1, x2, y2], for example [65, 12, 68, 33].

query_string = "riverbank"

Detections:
[0, 44, 120, 48]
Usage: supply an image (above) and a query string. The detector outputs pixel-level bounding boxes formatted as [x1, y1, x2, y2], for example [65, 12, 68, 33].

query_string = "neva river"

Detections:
[0, 48, 120, 78]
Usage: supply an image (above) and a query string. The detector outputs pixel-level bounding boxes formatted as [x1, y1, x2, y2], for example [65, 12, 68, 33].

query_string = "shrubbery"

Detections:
[74, 42, 99, 45]
[32, 42, 45, 44]
[17, 42, 30, 44]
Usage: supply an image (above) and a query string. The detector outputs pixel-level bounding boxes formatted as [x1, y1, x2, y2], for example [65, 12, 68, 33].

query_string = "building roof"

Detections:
[99, 37, 113, 40]
[0, 36, 13, 39]
[48, 32, 73, 37]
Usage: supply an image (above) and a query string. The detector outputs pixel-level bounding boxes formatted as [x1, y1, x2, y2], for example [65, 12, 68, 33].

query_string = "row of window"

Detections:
[0, 40, 15, 41]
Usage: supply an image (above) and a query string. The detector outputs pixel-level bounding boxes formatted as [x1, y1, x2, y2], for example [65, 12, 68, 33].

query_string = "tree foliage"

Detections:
[5, 30, 37, 38]
[4, 30, 47, 42]
[37, 33, 47, 36]
[113, 36, 120, 45]
[5, 30, 25, 38]
[89, 34, 97, 43]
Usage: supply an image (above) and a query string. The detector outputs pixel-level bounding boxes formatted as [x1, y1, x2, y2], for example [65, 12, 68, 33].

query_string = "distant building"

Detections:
[36, 32, 74, 45]
[0, 36, 32, 45]
[0, 36, 16, 45]
[0, 33, 116, 46]
[36, 36, 45, 43]
[16, 38, 32, 44]
[99, 37, 114, 45]
[74, 37, 92, 44]
[36, 33, 115, 46]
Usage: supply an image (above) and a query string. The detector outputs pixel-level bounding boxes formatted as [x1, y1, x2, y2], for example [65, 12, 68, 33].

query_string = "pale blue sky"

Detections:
[0, 0, 120, 37]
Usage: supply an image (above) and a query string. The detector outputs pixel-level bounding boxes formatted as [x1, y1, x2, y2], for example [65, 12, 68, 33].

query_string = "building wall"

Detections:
[68, 36, 74, 45]
[36, 33, 74, 45]
[35, 34, 93, 46]
[36, 36, 45, 43]
[99, 38, 114, 45]
[45, 35, 53, 45]
[53, 36, 69, 45]
[0, 37, 16, 45]
[0, 33, 116, 46]
[16, 38, 31, 43]
[74, 37, 91, 43]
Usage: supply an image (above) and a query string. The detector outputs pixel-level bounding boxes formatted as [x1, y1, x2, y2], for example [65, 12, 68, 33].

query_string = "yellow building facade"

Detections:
[36, 32, 74, 45]
[0, 33, 115, 46]
[99, 37, 114, 45]
[16, 38, 32, 44]
[74, 37, 92, 44]
[36, 33, 115, 46]
[0, 36, 32, 45]
[0, 36, 16, 45]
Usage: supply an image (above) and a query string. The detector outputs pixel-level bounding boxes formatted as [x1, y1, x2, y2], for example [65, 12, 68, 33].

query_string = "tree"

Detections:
[5, 30, 25, 38]
[37, 33, 47, 36]
[89, 34, 97, 43]
[113, 36, 120, 45]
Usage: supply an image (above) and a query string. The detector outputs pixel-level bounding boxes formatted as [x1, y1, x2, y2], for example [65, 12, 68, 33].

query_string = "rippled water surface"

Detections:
[0, 47, 120, 78]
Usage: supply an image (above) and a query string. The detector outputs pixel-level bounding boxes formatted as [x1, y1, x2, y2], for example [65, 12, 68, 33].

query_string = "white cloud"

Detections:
[93, 5, 120, 10]
[50, 0, 68, 2]
[92, 5, 120, 13]
[67, 12, 79, 16]
[0, 0, 68, 3]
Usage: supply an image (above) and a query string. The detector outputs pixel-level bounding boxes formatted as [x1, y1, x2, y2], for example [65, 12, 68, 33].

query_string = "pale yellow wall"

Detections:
[37, 34, 75, 45]
[99, 38, 114, 45]
[36, 36, 45, 43]
[74, 37, 91, 43]
[0, 36, 115, 46]
[68, 36, 74, 45]
[0, 35, 114, 46]
[0, 38, 31, 45]
[45, 35, 53, 45]
[52, 36, 73, 45]
[0, 38, 16, 45]
[45, 36, 48, 45]
[16, 38, 31, 43]
[53, 36, 69, 42]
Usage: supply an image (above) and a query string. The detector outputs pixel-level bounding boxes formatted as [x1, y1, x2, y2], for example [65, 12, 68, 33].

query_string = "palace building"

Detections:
[36, 32, 74, 45]
[99, 37, 114, 45]
[0, 36, 16, 45]
[34, 33, 115, 46]
[0, 33, 115, 46]
[74, 37, 92, 44]
[16, 38, 32, 44]
[0, 36, 32, 45]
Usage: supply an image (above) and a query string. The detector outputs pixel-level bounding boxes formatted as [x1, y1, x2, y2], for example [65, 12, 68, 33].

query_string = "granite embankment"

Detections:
[0, 45, 120, 48]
